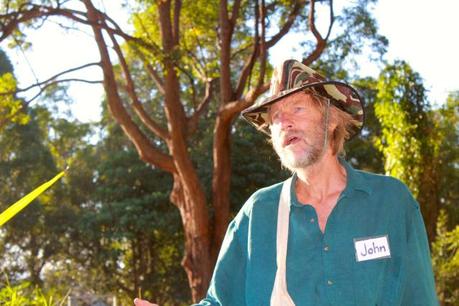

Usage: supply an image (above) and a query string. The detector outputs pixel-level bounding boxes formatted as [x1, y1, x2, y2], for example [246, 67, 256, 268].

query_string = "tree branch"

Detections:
[0, 5, 50, 41]
[182, 36, 207, 80]
[219, 0, 235, 102]
[23, 78, 102, 104]
[83, 0, 175, 173]
[234, 0, 268, 109]
[324, 0, 334, 41]
[8, 62, 101, 94]
[145, 63, 166, 95]
[187, 78, 216, 134]
[0, 4, 163, 59]
[128, 44, 166, 95]
[256, 0, 268, 90]
[106, 21, 170, 142]
[173, 0, 182, 45]
[230, 0, 242, 27]
[234, 1, 260, 99]
[265, 0, 306, 49]
[303, 0, 334, 65]
[221, 81, 270, 120]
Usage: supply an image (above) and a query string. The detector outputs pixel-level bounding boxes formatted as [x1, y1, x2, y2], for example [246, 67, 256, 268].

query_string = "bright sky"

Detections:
[1, 0, 458, 122]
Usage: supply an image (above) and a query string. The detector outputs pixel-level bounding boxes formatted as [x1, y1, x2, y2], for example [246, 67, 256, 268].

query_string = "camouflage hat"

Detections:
[241, 59, 364, 136]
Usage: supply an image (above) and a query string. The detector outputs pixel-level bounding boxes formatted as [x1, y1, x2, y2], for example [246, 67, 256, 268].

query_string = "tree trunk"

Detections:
[418, 161, 441, 243]
[171, 174, 212, 301]
[211, 116, 232, 262]
[85, 0, 212, 300]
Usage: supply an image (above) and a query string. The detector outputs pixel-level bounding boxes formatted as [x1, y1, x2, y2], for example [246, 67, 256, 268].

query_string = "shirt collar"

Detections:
[339, 157, 372, 196]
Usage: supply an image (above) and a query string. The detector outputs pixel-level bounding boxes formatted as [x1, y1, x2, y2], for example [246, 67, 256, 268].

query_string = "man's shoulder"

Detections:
[353, 168, 418, 209]
[239, 180, 285, 215]
[250, 181, 284, 201]
[355, 169, 409, 192]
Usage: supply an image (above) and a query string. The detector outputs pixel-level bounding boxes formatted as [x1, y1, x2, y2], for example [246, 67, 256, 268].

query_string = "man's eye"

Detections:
[294, 106, 305, 113]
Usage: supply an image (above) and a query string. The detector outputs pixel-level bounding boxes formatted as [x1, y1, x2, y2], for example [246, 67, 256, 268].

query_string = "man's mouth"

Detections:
[283, 135, 301, 147]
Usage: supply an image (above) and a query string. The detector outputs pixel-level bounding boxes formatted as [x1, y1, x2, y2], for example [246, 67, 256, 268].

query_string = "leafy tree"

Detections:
[432, 210, 459, 305]
[373, 60, 444, 241]
[0, 273, 65, 306]
[0, 48, 13, 75]
[27, 107, 189, 304]
[0, 0, 387, 299]
[0, 49, 28, 131]
[0, 106, 67, 286]
[231, 119, 290, 209]
[432, 93, 459, 226]
[0, 99, 96, 293]
[76, 120, 189, 305]
[430, 92, 459, 305]
[345, 76, 384, 173]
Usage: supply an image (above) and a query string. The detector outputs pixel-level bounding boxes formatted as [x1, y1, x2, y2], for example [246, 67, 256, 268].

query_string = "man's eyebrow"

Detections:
[290, 99, 307, 105]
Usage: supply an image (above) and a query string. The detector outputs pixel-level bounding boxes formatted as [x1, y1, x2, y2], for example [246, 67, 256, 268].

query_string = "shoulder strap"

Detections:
[270, 177, 296, 306]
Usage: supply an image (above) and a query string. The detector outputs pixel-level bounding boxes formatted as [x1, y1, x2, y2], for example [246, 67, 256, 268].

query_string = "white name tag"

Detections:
[354, 235, 391, 262]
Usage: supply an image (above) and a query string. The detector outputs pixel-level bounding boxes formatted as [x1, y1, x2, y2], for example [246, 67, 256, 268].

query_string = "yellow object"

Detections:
[0, 171, 65, 227]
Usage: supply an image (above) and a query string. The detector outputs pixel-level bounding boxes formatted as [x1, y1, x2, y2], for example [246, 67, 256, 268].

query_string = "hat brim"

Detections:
[241, 80, 365, 136]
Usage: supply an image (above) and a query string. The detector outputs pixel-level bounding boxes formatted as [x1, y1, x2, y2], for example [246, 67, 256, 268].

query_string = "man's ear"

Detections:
[328, 119, 338, 133]
[327, 108, 338, 132]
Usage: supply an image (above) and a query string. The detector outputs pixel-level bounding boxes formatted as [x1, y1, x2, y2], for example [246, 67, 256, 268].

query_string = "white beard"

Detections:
[272, 124, 326, 172]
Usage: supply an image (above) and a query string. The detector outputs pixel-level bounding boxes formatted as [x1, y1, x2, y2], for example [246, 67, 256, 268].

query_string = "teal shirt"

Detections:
[195, 161, 438, 305]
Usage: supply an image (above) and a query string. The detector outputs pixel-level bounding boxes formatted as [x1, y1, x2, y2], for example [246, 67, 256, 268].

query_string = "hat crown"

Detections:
[269, 60, 326, 97]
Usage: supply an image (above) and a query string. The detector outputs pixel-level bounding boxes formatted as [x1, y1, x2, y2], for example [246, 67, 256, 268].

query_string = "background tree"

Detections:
[0, 105, 69, 286]
[373, 60, 447, 241]
[432, 210, 459, 306]
[0, 48, 28, 131]
[0, 0, 387, 300]
[430, 92, 459, 306]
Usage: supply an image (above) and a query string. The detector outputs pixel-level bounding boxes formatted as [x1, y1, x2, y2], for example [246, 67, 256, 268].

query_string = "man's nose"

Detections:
[278, 112, 294, 130]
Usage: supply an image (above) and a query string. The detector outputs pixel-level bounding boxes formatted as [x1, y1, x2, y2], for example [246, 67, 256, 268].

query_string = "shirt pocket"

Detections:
[353, 256, 402, 306]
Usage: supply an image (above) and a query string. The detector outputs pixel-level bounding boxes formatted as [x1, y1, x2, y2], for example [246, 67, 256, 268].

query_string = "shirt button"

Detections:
[327, 280, 333, 285]
[310, 218, 315, 223]
[324, 245, 329, 252]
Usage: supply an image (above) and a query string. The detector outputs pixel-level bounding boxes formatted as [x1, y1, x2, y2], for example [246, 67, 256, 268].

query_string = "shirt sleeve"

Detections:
[193, 212, 248, 306]
[401, 200, 439, 305]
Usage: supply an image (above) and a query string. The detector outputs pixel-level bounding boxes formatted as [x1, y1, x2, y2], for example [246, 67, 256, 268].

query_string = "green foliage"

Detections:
[429, 95, 459, 305]
[373, 60, 429, 196]
[0, 274, 65, 306]
[0, 106, 69, 286]
[335, 0, 388, 58]
[38, 114, 190, 304]
[0, 72, 29, 130]
[345, 76, 384, 173]
[432, 210, 459, 305]
[310, 0, 388, 77]
[231, 120, 290, 212]
[0, 49, 14, 75]
[0, 49, 29, 130]
[433, 93, 459, 225]
[373, 63, 459, 303]
[0, 103, 190, 303]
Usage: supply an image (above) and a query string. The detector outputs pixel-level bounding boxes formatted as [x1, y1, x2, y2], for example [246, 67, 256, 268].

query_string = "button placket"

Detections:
[322, 232, 335, 293]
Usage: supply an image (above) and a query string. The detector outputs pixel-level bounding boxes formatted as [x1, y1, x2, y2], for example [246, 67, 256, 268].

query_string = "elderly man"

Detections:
[134, 60, 438, 306]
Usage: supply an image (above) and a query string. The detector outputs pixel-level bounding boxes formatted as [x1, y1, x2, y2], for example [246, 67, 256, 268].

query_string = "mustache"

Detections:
[278, 130, 305, 147]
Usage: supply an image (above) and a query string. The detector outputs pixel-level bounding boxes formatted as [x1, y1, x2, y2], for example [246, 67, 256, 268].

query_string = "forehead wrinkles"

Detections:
[269, 92, 318, 114]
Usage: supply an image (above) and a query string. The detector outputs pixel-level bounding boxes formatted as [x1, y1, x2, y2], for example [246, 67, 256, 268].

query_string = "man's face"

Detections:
[268, 92, 326, 171]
